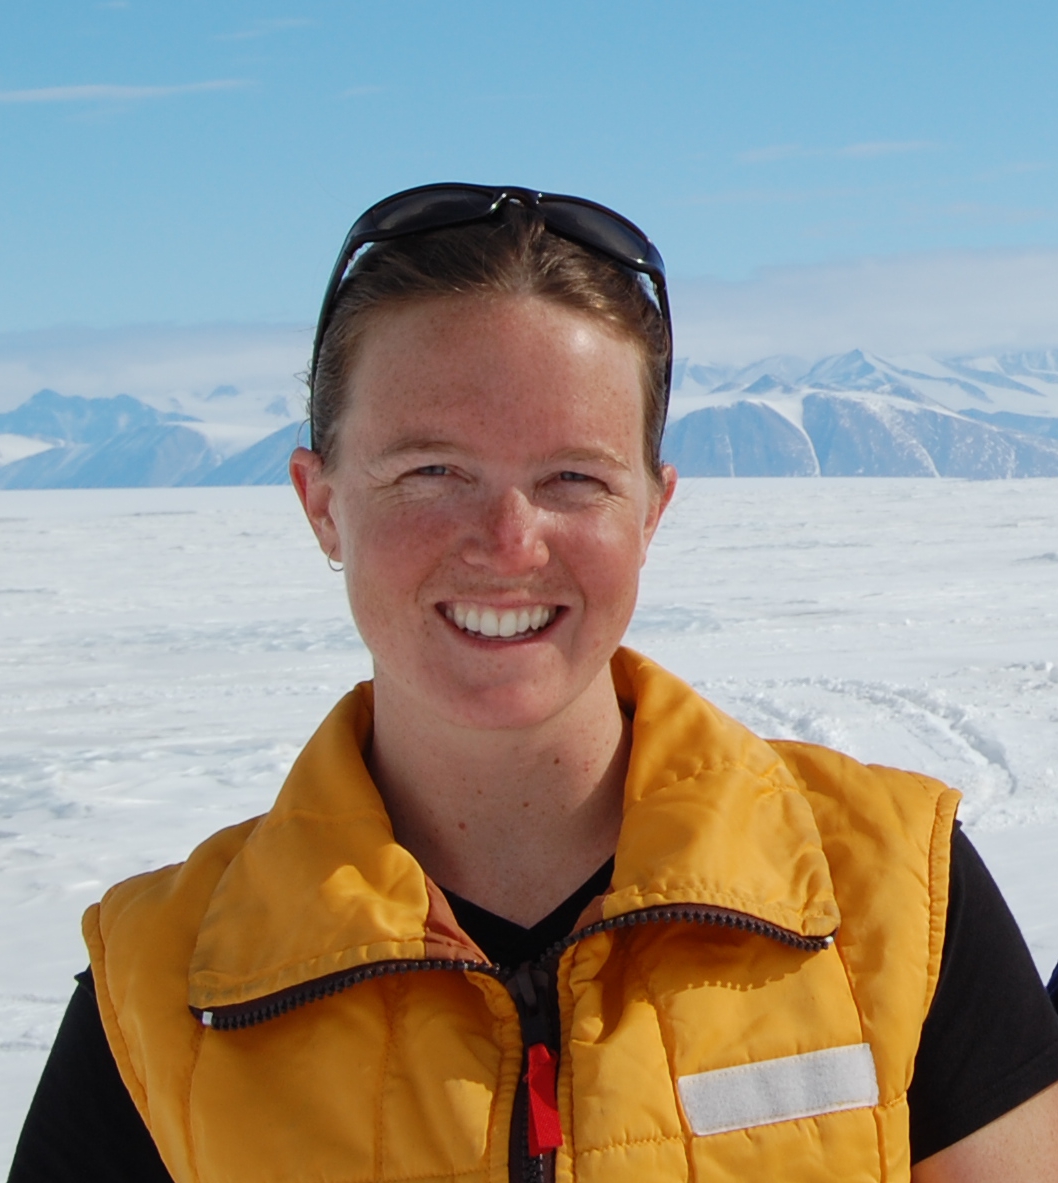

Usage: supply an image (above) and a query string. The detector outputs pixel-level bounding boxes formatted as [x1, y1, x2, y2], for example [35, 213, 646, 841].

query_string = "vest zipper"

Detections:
[543, 901, 831, 961]
[192, 956, 500, 1030]
[506, 964, 562, 1183]
[190, 903, 832, 1183]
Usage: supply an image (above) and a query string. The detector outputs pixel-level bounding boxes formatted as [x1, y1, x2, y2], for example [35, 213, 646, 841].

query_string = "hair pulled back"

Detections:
[310, 202, 670, 480]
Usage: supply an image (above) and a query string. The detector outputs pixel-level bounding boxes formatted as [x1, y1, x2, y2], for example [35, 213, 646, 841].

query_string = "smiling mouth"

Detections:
[441, 602, 559, 640]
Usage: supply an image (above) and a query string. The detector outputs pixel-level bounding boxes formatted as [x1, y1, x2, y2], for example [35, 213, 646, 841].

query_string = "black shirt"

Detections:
[9, 828, 1058, 1180]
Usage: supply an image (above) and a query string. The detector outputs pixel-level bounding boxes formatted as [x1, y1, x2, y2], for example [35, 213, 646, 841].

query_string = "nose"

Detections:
[461, 487, 550, 574]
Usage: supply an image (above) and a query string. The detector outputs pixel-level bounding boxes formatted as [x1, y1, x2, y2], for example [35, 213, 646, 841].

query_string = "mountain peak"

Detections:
[0, 389, 170, 445]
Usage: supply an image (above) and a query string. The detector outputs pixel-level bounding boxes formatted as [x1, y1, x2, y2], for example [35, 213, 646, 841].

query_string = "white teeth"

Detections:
[445, 602, 556, 639]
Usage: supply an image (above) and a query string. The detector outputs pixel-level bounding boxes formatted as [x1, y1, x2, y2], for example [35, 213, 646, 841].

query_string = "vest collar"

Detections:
[188, 649, 839, 1011]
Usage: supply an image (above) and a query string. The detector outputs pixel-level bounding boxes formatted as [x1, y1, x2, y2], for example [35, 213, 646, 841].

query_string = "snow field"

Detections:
[1, 479, 1057, 1168]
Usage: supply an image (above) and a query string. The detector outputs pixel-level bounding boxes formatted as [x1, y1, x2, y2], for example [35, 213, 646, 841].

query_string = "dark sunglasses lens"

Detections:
[540, 200, 662, 274]
[369, 187, 498, 236]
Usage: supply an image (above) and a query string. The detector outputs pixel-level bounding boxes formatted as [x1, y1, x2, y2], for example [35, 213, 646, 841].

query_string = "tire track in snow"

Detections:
[695, 675, 1017, 823]
[815, 676, 1016, 791]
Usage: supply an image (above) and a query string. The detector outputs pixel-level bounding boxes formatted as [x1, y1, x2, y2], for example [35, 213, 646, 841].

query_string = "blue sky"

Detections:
[2, 1, 1058, 353]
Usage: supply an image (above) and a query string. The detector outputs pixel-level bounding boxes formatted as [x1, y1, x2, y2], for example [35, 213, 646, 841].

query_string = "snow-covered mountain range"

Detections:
[665, 349, 1058, 477]
[2, 349, 1058, 486]
[0, 388, 300, 488]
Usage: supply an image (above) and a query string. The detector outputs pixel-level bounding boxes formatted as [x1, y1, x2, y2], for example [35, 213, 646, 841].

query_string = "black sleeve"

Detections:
[907, 825, 1058, 1164]
[8, 969, 174, 1183]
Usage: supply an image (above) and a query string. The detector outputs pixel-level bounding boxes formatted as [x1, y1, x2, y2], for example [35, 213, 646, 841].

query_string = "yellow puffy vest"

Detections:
[84, 649, 959, 1182]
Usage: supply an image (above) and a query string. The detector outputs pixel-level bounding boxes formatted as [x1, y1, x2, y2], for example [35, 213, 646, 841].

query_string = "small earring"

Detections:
[327, 551, 344, 573]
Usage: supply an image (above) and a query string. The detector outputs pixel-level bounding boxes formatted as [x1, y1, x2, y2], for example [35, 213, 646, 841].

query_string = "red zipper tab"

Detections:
[525, 1042, 563, 1155]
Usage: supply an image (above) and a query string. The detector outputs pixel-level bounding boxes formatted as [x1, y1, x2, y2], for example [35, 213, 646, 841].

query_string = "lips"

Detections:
[442, 602, 558, 639]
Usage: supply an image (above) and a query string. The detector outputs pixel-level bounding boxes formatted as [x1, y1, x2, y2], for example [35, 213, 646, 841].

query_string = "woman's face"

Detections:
[293, 294, 676, 732]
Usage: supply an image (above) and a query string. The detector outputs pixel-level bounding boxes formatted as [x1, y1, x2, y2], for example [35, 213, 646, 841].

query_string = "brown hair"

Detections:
[310, 203, 670, 480]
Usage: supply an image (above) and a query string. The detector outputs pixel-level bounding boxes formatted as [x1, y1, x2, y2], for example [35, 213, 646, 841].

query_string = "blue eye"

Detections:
[414, 465, 449, 476]
[559, 471, 591, 482]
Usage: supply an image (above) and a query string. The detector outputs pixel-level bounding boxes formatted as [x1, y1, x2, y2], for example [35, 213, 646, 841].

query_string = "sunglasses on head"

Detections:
[308, 182, 672, 430]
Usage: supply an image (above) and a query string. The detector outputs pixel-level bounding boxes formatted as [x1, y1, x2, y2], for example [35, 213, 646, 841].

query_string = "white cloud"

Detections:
[737, 144, 803, 164]
[671, 247, 1058, 363]
[0, 80, 248, 104]
[0, 323, 312, 413]
[6, 248, 1058, 408]
[215, 18, 313, 40]
[837, 140, 934, 160]
[738, 140, 935, 165]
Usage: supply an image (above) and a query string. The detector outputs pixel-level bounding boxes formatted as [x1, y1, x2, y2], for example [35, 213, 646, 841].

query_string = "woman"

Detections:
[11, 185, 1058, 1182]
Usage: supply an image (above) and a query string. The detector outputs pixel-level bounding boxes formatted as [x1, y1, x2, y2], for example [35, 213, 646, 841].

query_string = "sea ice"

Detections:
[1, 479, 1056, 1168]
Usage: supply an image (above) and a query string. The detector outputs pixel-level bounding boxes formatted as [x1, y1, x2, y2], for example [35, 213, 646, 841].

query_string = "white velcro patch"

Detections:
[677, 1043, 879, 1137]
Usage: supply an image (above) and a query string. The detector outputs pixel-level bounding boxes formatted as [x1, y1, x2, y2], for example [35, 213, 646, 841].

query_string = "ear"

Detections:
[640, 463, 677, 564]
[289, 446, 342, 561]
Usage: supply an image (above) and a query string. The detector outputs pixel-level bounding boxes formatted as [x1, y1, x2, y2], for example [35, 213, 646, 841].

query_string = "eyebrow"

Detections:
[549, 447, 633, 471]
[378, 438, 462, 459]
[378, 440, 632, 471]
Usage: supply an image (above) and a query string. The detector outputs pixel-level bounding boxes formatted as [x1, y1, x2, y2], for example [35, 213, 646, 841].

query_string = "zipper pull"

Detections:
[525, 1042, 563, 1155]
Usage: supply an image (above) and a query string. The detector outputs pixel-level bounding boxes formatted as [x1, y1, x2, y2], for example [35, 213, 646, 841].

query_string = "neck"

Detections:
[367, 666, 629, 928]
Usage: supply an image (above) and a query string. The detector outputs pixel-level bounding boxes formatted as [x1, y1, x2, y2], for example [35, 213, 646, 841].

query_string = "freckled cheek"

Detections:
[343, 507, 462, 618]
[564, 524, 646, 612]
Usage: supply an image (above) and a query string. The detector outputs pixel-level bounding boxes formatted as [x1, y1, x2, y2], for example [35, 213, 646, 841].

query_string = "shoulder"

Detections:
[79, 814, 264, 1142]
[769, 738, 960, 862]
[769, 740, 960, 1031]
[84, 815, 263, 985]
[767, 738, 959, 930]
